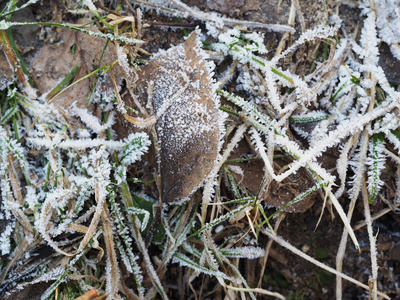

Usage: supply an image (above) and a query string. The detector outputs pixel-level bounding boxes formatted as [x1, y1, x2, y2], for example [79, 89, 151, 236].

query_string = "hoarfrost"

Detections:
[71, 104, 115, 133]
[0, 20, 10, 30]
[0, 221, 15, 255]
[172, 252, 235, 281]
[220, 246, 265, 259]
[0, 76, 14, 91]
[83, 0, 97, 11]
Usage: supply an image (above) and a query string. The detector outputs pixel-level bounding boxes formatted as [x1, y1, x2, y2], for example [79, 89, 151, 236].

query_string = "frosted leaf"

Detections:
[219, 246, 265, 259]
[366, 136, 386, 203]
[133, 30, 221, 203]
[119, 132, 152, 166]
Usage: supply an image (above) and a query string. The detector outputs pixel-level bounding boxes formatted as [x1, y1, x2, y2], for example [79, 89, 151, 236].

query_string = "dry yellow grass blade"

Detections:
[73, 288, 108, 300]
[101, 200, 120, 299]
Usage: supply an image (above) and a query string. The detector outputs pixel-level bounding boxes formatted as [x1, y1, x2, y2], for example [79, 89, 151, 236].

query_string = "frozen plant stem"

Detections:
[336, 130, 369, 299]
[0, 21, 143, 45]
[362, 174, 378, 300]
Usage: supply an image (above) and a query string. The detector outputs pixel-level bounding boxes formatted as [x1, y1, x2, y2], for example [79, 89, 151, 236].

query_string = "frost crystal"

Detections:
[71, 104, 115, 133]
[0, 221, 15, 255]
[0, 20, 10, 30]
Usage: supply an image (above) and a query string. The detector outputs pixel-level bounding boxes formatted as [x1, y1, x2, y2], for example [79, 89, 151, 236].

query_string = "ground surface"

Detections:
[0, 1, 400, 300]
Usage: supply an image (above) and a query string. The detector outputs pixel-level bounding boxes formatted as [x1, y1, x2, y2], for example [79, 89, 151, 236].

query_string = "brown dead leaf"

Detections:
[132, 30, 220, 203]
[244, 0, 264, 11]
[30, 24, 124, 110]
[207, 0, 245, 15]
[74, 288, 108, 300]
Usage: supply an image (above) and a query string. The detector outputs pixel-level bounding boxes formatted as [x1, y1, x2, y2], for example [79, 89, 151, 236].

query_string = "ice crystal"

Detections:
[0, 221, 15, 255]
[220, 246, 264, 259]
[71, 105, 115, 133]
[366, 136, 386, 203]
[0, 20, 9, 30]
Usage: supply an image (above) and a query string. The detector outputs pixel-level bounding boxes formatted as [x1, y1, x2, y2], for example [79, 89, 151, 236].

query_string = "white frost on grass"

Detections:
[272, 15, 342, 65]
[374, 0, 400, 60]
[351, 11, 379, 67]
[172, 252, 236, 282]
[0, 20, 10, 30]
[1, 21, 143, 45]
[220, 246, 265, 259]
[0, 221, 15, 255]
[27, 132, 150, 153]
[1, 0, 39, 16]
[82, 0, 97, 11]
[2, 2, 400, 298]
[366, 138, 386, 203]
[71, 104, 115, 134]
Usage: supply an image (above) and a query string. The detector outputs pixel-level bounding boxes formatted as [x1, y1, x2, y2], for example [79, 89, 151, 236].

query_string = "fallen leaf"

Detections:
[207, 0, 245, 14]
[132, 30, 221, 203]
[30, 24, 124, 110]
[74, 288, 108, 300]
[244, 0, 264, 11]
